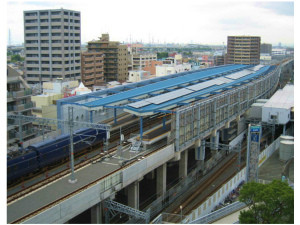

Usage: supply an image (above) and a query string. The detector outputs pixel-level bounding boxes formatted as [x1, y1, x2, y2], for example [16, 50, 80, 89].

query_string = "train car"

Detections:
[7, 150, 39, 183]
[7, 128, 107, 184]
[34, 128, 106, 168]
[29, 133, 71, 168]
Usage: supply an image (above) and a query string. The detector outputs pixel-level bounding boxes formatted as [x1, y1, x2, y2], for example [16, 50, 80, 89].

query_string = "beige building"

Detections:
[227, 36, 261, 65]
[81, 52, 105, 88]
[131, 53, 157, 70]
[23, 9, 81, 84]
[87, 34, 128, 82]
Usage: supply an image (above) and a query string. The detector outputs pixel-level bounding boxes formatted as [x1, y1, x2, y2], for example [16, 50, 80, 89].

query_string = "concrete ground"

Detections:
[258, 149, 294, 184]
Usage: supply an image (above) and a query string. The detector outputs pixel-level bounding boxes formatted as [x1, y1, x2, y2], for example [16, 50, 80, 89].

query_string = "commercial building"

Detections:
[87, 34, 128, 82]
[7, 64, 35, 147]
[227, 36, 261, 65]
[23, 9, 81, 85]
[81, 52, 105, 88]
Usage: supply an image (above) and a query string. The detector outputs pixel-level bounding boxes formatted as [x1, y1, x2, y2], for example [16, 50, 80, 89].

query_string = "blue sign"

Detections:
[250, 126, 261, 133]
[251, 133, 260, 142]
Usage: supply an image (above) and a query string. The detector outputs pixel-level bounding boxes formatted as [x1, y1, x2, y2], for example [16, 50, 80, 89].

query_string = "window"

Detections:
[26, 26, 37, 30]
[51, 18, 61, 22]
[41, 40, 49, 43]
[40, 19, 49, 22]
[51, 11, 61, 15]
[40, 12, 48, 16]
[26, 47, 38, 50]
[51, 26, 61, 29]
[25, 12, 37, 16]
[26, 33, 38, 37]
[40, 26, 48, 29]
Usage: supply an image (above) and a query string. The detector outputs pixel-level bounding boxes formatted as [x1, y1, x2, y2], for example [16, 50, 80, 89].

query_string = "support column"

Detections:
[195, 139, 205, 171]
[179, 150, 188, 179]
[156, 163, 167, 198]
[114, 108, 117, 124]
[163, 116, 166, 130]
[91, 202, 103, 224]
[128, 181, 139, 209]
[140, 116, 143, 142]
[90, 110, 93, 123]
[210, 130, 219, 152]
[283, 124, 286, 135]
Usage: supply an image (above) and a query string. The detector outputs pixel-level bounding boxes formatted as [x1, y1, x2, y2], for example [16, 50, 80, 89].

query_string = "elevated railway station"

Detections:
[7, 60, 293, 224]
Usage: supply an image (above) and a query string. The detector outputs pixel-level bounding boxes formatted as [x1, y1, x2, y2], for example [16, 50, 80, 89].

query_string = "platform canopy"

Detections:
[59, 64, 275, 116]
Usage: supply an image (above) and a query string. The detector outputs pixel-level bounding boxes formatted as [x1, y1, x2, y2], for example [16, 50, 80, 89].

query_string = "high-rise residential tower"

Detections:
[24, 9, 81, 85]
[227, 36, 261, 65]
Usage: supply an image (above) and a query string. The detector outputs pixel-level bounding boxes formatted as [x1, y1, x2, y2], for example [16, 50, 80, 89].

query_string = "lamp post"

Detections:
[180, 205, 183, 221]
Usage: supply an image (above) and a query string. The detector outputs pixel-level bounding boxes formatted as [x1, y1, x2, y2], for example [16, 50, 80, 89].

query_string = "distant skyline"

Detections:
[6, 0, 294, 47]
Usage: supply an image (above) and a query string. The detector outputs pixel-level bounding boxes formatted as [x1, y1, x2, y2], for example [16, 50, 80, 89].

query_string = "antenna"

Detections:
[8, 29, 11, 46]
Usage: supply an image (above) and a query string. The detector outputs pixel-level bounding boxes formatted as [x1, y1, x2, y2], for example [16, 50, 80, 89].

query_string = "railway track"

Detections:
[8, 112, 167, 191]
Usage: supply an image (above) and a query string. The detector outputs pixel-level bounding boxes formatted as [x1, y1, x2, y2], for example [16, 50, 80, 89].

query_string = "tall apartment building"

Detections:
[7, 65, 35, 148]
[24, 9, 81, 85]
[87, 34, 128, 82]
[227, 36, 261, 65]
[81, 52, 105, 88]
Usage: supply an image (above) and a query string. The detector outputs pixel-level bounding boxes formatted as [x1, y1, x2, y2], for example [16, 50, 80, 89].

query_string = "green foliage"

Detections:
[10, 54, 24, 62]
[239, 180, 294, 224]
[157, 52, 169, 59]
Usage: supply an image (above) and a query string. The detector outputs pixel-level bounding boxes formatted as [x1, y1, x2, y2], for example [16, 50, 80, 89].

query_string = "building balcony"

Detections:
[83, 69, 94, 74]
[7, 89, 33, 100]
[83, 74, 94, 80]
[24, 15, 37, 20]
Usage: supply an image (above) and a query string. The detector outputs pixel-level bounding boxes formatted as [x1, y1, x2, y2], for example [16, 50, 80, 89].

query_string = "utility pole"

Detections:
[68, 106, 77, 184]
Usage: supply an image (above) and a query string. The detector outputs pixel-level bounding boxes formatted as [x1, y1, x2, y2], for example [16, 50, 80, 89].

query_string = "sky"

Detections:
[6, 0, 294, 46]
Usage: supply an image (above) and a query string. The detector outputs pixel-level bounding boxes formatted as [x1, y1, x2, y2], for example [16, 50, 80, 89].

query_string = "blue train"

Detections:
[7, 128, 107, 184]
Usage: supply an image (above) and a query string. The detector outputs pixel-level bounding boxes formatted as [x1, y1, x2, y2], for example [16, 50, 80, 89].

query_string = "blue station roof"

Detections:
[71, 64, 276, 116]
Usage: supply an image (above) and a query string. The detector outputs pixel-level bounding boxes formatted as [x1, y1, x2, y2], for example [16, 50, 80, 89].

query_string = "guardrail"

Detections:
[188, 201, 246, 224]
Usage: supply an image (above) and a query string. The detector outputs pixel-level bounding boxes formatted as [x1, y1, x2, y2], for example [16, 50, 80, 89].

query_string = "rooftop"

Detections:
[263, 84, 294, 110]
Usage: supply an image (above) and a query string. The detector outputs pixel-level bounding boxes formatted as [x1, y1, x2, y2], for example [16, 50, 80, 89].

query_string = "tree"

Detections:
[239, 180, 294, 224]
[10, 54, 24, 62]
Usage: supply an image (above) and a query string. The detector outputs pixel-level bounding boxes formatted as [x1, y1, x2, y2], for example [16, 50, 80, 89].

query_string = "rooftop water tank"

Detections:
[280, 135, 294, 142]
[279, 140, 294, 161]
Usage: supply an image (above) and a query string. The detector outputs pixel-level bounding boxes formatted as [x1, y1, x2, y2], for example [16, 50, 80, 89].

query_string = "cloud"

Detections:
[255, 2, 294, 16]
[6, 0, 294, 46]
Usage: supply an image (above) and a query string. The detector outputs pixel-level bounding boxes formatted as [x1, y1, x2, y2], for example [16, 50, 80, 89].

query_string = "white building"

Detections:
[262, 85, 294, 125]
[272, 48, 286, 56]
[128, 70, 151, 82]
[156, 63, 192, 77]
